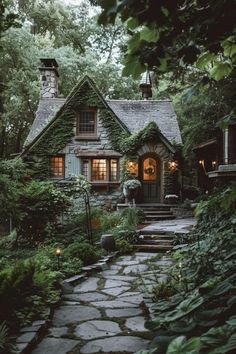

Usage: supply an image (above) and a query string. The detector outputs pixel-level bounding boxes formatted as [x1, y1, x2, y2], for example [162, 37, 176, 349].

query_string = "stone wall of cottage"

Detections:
[61, 110, 113, 155]
[72, 188, 123, 211]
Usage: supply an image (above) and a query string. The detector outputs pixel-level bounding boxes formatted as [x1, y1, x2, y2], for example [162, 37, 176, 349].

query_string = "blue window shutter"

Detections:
[65, 154, 81, 178]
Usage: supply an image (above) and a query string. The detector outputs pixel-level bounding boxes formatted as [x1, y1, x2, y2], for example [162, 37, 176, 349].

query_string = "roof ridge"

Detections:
[106, 99, 172, 102]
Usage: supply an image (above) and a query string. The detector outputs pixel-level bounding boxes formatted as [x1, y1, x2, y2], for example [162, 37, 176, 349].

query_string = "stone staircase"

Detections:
[117, 203, 176, 224]
[136, 203, 176, 224]
[117, 203, 177, 252]
[134, 229, 175, 252]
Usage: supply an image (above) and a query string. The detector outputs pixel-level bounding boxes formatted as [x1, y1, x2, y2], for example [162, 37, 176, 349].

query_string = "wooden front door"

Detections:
[140, 154, 161, 203]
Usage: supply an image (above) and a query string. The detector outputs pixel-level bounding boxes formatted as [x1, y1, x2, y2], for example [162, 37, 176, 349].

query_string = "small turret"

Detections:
[139, 71, 152, 99]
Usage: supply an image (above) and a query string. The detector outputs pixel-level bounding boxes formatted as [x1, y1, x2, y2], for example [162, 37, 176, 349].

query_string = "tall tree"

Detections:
[0, 0, 140, 157]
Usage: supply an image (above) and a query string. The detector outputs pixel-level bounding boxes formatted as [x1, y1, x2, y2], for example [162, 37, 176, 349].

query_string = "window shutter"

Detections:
[65, 154, 81, 178]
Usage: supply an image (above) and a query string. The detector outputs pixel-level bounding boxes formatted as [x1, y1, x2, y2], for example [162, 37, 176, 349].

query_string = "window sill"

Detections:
[75, 135, 99, 141]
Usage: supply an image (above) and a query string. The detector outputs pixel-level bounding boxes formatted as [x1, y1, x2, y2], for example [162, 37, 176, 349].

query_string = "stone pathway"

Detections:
[31, 252, 172, 354]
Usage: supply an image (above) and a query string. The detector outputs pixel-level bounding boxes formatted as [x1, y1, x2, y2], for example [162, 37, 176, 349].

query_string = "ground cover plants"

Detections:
[136, 182, 236, 354]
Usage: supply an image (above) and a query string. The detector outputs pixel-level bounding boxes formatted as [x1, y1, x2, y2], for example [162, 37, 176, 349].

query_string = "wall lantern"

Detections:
[168, 160, 178, 173]
[55, 248, 61, 269]
[126, 160, 138, 177]
[212, 160, 217, 170]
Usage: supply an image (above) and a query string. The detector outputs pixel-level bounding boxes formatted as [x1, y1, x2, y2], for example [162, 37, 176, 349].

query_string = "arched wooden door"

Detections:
[140, 154, 161, 203]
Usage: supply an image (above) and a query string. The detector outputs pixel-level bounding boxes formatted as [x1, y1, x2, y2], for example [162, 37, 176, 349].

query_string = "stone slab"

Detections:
[102, 275, 135, 282]
[31, 337, 78, 354]
[91, 300, 138, 308]
[125, 316, 149, 332]
[101, 286, 130, 296]
[73, 292, 109, 302]
[115, 260, 139, 266]
[119, 291, 142, 298]
[80, 336, 149, 353]
[74, 277, 99, 293]
[48, 327, 68, 338]
[52, 305, 101, 326]
[104, 279, 129, 288]
[75, 320, 121, 340]
[105, 308, 142, 318]
[101, 270, 119, 276]
[118, 294, 143, 305]
[16, 331, 36, 343]
[20, 325, 41, 333]
[123, 264, 148, 274]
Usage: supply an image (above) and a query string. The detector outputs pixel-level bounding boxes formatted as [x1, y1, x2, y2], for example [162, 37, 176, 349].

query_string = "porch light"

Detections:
[212, 160, 216, 169]
[199, 160, 204, 165]
[126, 160, 138, 177]
[168, 160, 178, 173]
[55, 248, 61, 269]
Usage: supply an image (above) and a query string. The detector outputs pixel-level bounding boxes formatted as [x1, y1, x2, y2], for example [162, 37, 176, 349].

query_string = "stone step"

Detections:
[145, 215, 176, 221]
[138, 229, 171, 235]
[134, 244, 173, 251]
[139, 234, 175, 241]
[143, 210, 174, 215]
[139, 239, 173, 245]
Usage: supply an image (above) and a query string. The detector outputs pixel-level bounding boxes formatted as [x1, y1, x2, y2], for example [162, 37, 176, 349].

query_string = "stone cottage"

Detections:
[21, 59, 182, 208]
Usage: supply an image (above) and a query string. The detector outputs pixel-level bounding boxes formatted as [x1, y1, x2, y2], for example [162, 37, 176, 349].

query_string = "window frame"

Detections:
[76, 109, 97, 138]
[81, 158, 119, 183]
[49, 155, 65, 179]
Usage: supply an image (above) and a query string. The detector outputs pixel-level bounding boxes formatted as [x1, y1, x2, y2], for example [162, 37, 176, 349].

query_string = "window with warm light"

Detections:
[50, 156, 64, 178]
[81, 158, 119, 182]
[76, 110, 97, 136]
[143, 157, 157, 181]
[110, 159, 118, 181]
[92, 159, 107, 180]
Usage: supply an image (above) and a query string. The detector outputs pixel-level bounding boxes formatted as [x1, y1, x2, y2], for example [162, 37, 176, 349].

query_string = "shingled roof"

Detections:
[24, 78, 182, 148]
[107, 99, 182, 144]
[24, 98, 65, 147]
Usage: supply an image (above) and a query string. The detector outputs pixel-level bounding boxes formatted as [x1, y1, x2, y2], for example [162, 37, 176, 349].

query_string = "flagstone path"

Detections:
[31, 252, 173, 354]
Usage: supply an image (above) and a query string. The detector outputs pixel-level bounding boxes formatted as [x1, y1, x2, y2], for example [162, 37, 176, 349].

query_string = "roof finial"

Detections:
[139, 70, 152, 99]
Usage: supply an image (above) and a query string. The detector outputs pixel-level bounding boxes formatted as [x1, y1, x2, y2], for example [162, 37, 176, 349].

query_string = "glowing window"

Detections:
[92, 159, 107, 180]
[110, 159, 118, 181]
[143, 157, 157, 181]
[50, 156, 64, 178]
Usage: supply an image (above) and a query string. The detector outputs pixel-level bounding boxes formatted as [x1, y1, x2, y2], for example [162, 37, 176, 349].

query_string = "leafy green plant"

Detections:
[140, 184, 236, 354]
[0, 321, 14, 354]
[64, 241, 103, 265]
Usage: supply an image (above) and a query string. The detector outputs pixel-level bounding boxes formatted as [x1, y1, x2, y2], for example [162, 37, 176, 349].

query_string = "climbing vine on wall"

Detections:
[23, 77, 175, 189]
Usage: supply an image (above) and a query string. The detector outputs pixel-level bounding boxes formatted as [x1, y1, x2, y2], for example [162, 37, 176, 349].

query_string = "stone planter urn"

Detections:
[101, 234, 116, 253]
[123, 179, 141, 204]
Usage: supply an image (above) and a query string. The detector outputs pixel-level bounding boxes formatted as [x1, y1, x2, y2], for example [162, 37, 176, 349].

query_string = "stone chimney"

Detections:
[39, 58, 59, 98]
[139, 71, 152, 99]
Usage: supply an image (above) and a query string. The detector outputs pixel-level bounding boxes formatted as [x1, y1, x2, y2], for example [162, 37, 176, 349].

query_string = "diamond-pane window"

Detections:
[50, 156, 64, 178]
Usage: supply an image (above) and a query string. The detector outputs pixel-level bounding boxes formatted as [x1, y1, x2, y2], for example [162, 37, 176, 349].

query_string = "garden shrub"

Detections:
[115, 239, 134, 254]
[17, 180, 70, 244]
[0, 259, 60, 328]
[64, 241, 103, 265]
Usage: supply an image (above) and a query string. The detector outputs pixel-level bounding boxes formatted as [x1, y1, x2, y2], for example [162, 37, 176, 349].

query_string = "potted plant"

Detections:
[123, 179, 141, 203]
